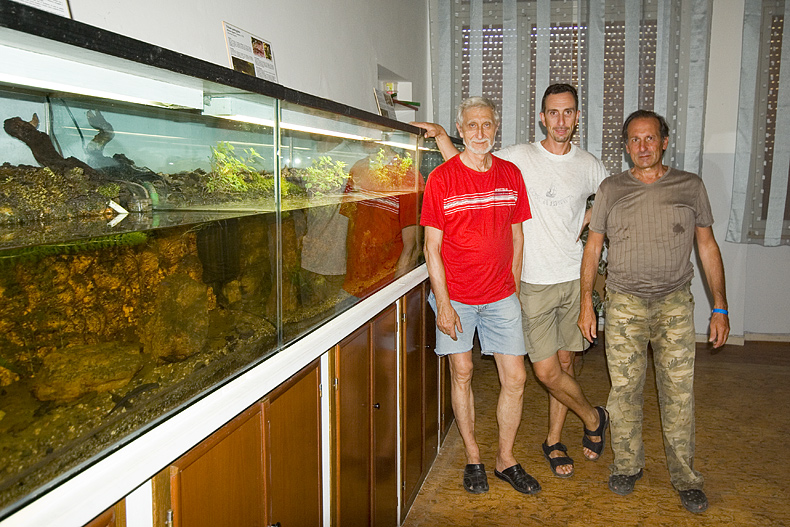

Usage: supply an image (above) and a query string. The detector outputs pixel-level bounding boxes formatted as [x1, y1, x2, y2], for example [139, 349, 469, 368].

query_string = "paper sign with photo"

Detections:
[10, 0, 71, 17]
[223, 22, 278, 83]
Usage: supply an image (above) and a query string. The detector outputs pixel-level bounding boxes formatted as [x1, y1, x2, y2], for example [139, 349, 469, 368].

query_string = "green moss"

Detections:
[96, 183, 121, 198]
[0, 231, 149, 267]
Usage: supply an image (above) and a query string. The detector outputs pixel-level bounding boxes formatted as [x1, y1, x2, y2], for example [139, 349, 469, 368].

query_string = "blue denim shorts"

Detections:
[428, 292, 526, 356]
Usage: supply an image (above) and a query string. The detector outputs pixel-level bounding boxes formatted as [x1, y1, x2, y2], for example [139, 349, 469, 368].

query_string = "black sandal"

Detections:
[542, 441, 574, 478]
[582, 406, 609, 460]
[463, 463, 488, 494]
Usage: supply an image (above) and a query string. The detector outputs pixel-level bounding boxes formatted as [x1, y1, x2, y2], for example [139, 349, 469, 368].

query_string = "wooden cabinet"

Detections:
[147, 282, 439, 527]
[401, 282, 440, 517]
[169, 404, 265, 527]
[334, 305, 398, 527]
[264, 362, 323, 527]
[160, 360, 322, 527]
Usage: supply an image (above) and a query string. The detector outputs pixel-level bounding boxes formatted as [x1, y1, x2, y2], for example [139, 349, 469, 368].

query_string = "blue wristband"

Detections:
[712, 308, 728, 315]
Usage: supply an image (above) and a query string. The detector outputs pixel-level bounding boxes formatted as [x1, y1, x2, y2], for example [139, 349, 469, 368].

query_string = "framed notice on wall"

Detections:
[374, 89, 396, 120]
[10, 0, 71, 17]
[222, 22, 278, 83]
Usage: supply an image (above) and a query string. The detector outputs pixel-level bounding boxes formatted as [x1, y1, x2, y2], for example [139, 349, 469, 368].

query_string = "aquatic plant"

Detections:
[369, 148, 414, 187]
[0, 231, 149, 267]
[302, 156, 346, 195]
[207, 142, 264, 193]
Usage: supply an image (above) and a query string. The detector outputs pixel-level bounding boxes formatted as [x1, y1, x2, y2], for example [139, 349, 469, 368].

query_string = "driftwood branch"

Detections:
[4, 114, 101, 179]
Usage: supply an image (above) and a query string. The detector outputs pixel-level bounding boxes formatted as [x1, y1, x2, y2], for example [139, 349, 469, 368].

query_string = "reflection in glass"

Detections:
[0, 31, 434, 513]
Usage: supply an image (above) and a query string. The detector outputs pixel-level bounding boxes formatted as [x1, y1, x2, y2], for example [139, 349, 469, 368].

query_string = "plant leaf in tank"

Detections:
[206, 141, 265, 193]
[302, 156, 346, 196]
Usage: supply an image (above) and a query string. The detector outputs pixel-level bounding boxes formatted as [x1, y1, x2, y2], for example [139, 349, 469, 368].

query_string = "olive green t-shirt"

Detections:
[589, 167, 714, 299]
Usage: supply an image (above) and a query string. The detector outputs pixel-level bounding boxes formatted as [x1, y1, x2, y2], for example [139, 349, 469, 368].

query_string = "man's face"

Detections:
[540, 92, 579, 145]
[456, 106, 498, 155]
[624, 116, 669, 171]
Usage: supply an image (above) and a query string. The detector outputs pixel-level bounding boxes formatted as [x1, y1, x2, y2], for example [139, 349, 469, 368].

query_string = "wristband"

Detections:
[712, 308, 728, 315]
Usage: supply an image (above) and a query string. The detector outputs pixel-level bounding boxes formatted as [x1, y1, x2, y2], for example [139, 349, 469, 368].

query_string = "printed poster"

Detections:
[222, 22, 278, 83]
[10, 0, 71, 17]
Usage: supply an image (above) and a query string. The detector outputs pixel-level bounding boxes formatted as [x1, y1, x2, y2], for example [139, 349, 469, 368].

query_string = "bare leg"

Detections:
[492, 353, 527, 472]
[533, 352, 602, 460]
[448, 351, 480, 464]
[544, 349, 575, 474]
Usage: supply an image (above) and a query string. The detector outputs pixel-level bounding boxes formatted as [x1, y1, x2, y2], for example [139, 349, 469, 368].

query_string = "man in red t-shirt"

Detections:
[421, 97, 539, 496]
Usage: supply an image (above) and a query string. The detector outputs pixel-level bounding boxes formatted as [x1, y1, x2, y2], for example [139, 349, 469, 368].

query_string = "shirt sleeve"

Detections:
[420, 168, 446, 230]
[589, 179, 610, 234]
[591, 158, 609, 190]
[510, 165, 532, 224]
[695, 177, 715, 228]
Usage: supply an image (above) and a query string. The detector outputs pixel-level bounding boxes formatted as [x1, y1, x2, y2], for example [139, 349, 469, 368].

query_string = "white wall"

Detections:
[68, 0, 431, 121]
[698, 0, 790, 339]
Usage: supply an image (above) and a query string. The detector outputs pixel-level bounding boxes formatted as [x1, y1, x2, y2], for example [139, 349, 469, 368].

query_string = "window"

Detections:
[431, 0, 706, 176]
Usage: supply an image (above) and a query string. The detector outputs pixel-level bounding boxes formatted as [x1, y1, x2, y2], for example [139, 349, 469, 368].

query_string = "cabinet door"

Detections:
[169, 405, 264, 527]
[423, 282, 439, 466]
[372, 305, 398, 527]
[335, 324, 372, 527]
[265, 361, 322, 527]
[401, 286, 424, 512]
[427, 286, 455, 442]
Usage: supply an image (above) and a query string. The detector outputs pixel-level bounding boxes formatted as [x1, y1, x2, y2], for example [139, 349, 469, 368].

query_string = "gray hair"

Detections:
[455, 96, 501, 128]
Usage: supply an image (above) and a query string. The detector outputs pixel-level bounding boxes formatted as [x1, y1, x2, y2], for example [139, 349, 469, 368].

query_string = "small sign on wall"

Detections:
[222, 22, 278, 83]
[374, 88, 396, 120]
[10, 0, 71, 17]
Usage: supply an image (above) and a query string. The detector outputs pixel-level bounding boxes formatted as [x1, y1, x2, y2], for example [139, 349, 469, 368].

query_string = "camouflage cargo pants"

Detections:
[604, 282, 704, 490]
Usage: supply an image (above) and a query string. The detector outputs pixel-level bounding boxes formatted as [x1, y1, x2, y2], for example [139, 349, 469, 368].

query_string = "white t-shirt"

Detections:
[497, 142, 609, 285]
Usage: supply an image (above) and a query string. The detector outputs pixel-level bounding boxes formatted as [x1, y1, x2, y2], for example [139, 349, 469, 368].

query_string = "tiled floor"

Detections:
[403, 340, 790, 526]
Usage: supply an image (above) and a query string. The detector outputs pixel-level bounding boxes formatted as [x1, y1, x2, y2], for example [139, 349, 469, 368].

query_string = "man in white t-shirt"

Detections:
[413, 84, 608, 479]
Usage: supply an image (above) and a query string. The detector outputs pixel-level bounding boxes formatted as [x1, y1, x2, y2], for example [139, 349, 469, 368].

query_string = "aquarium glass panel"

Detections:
[276, 102, 422, 345]
[0, 19, 430, 514]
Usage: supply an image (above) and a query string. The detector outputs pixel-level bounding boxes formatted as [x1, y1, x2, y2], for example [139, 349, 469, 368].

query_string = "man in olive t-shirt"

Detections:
[578, 110, 729, 514]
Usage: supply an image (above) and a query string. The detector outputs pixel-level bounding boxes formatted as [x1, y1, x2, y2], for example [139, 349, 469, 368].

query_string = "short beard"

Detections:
[464, 139, 493, 155]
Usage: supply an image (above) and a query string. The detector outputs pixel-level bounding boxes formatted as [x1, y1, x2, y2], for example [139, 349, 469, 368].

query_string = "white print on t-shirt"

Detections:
[442, 188, 518, 215]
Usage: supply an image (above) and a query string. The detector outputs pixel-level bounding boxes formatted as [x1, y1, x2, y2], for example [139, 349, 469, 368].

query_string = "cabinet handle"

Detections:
[373, 403, 380, 409]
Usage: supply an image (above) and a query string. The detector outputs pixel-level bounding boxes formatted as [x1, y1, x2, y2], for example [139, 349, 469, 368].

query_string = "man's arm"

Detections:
[424, 225, 462, 340]
[577, 230, 605, 343]
[511, 223, 524, 296]
[695, 226, 730, 348]
[410, 122, 461, 161]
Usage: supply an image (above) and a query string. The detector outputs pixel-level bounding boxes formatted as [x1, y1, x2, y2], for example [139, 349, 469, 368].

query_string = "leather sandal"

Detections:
[463, 463, 488, 494]
[583, 406, 609, 460]
[494, 464, 541, 495]
[542, 441, 574, 478]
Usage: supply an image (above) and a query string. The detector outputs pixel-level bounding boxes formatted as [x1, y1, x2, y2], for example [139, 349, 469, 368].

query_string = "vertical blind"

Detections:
[428, 0, 712, 176]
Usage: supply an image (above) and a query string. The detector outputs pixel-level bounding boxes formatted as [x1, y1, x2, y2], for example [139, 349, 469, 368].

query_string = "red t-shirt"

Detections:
[421, 154, 531, 305]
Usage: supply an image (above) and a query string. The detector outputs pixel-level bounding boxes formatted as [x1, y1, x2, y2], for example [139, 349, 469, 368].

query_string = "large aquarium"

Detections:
[0, 2, 449, 515]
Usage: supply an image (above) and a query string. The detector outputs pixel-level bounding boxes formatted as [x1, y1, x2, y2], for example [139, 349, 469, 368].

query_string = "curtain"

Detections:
[726, 0, 790, 247]
[428, 0, 713, 176]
